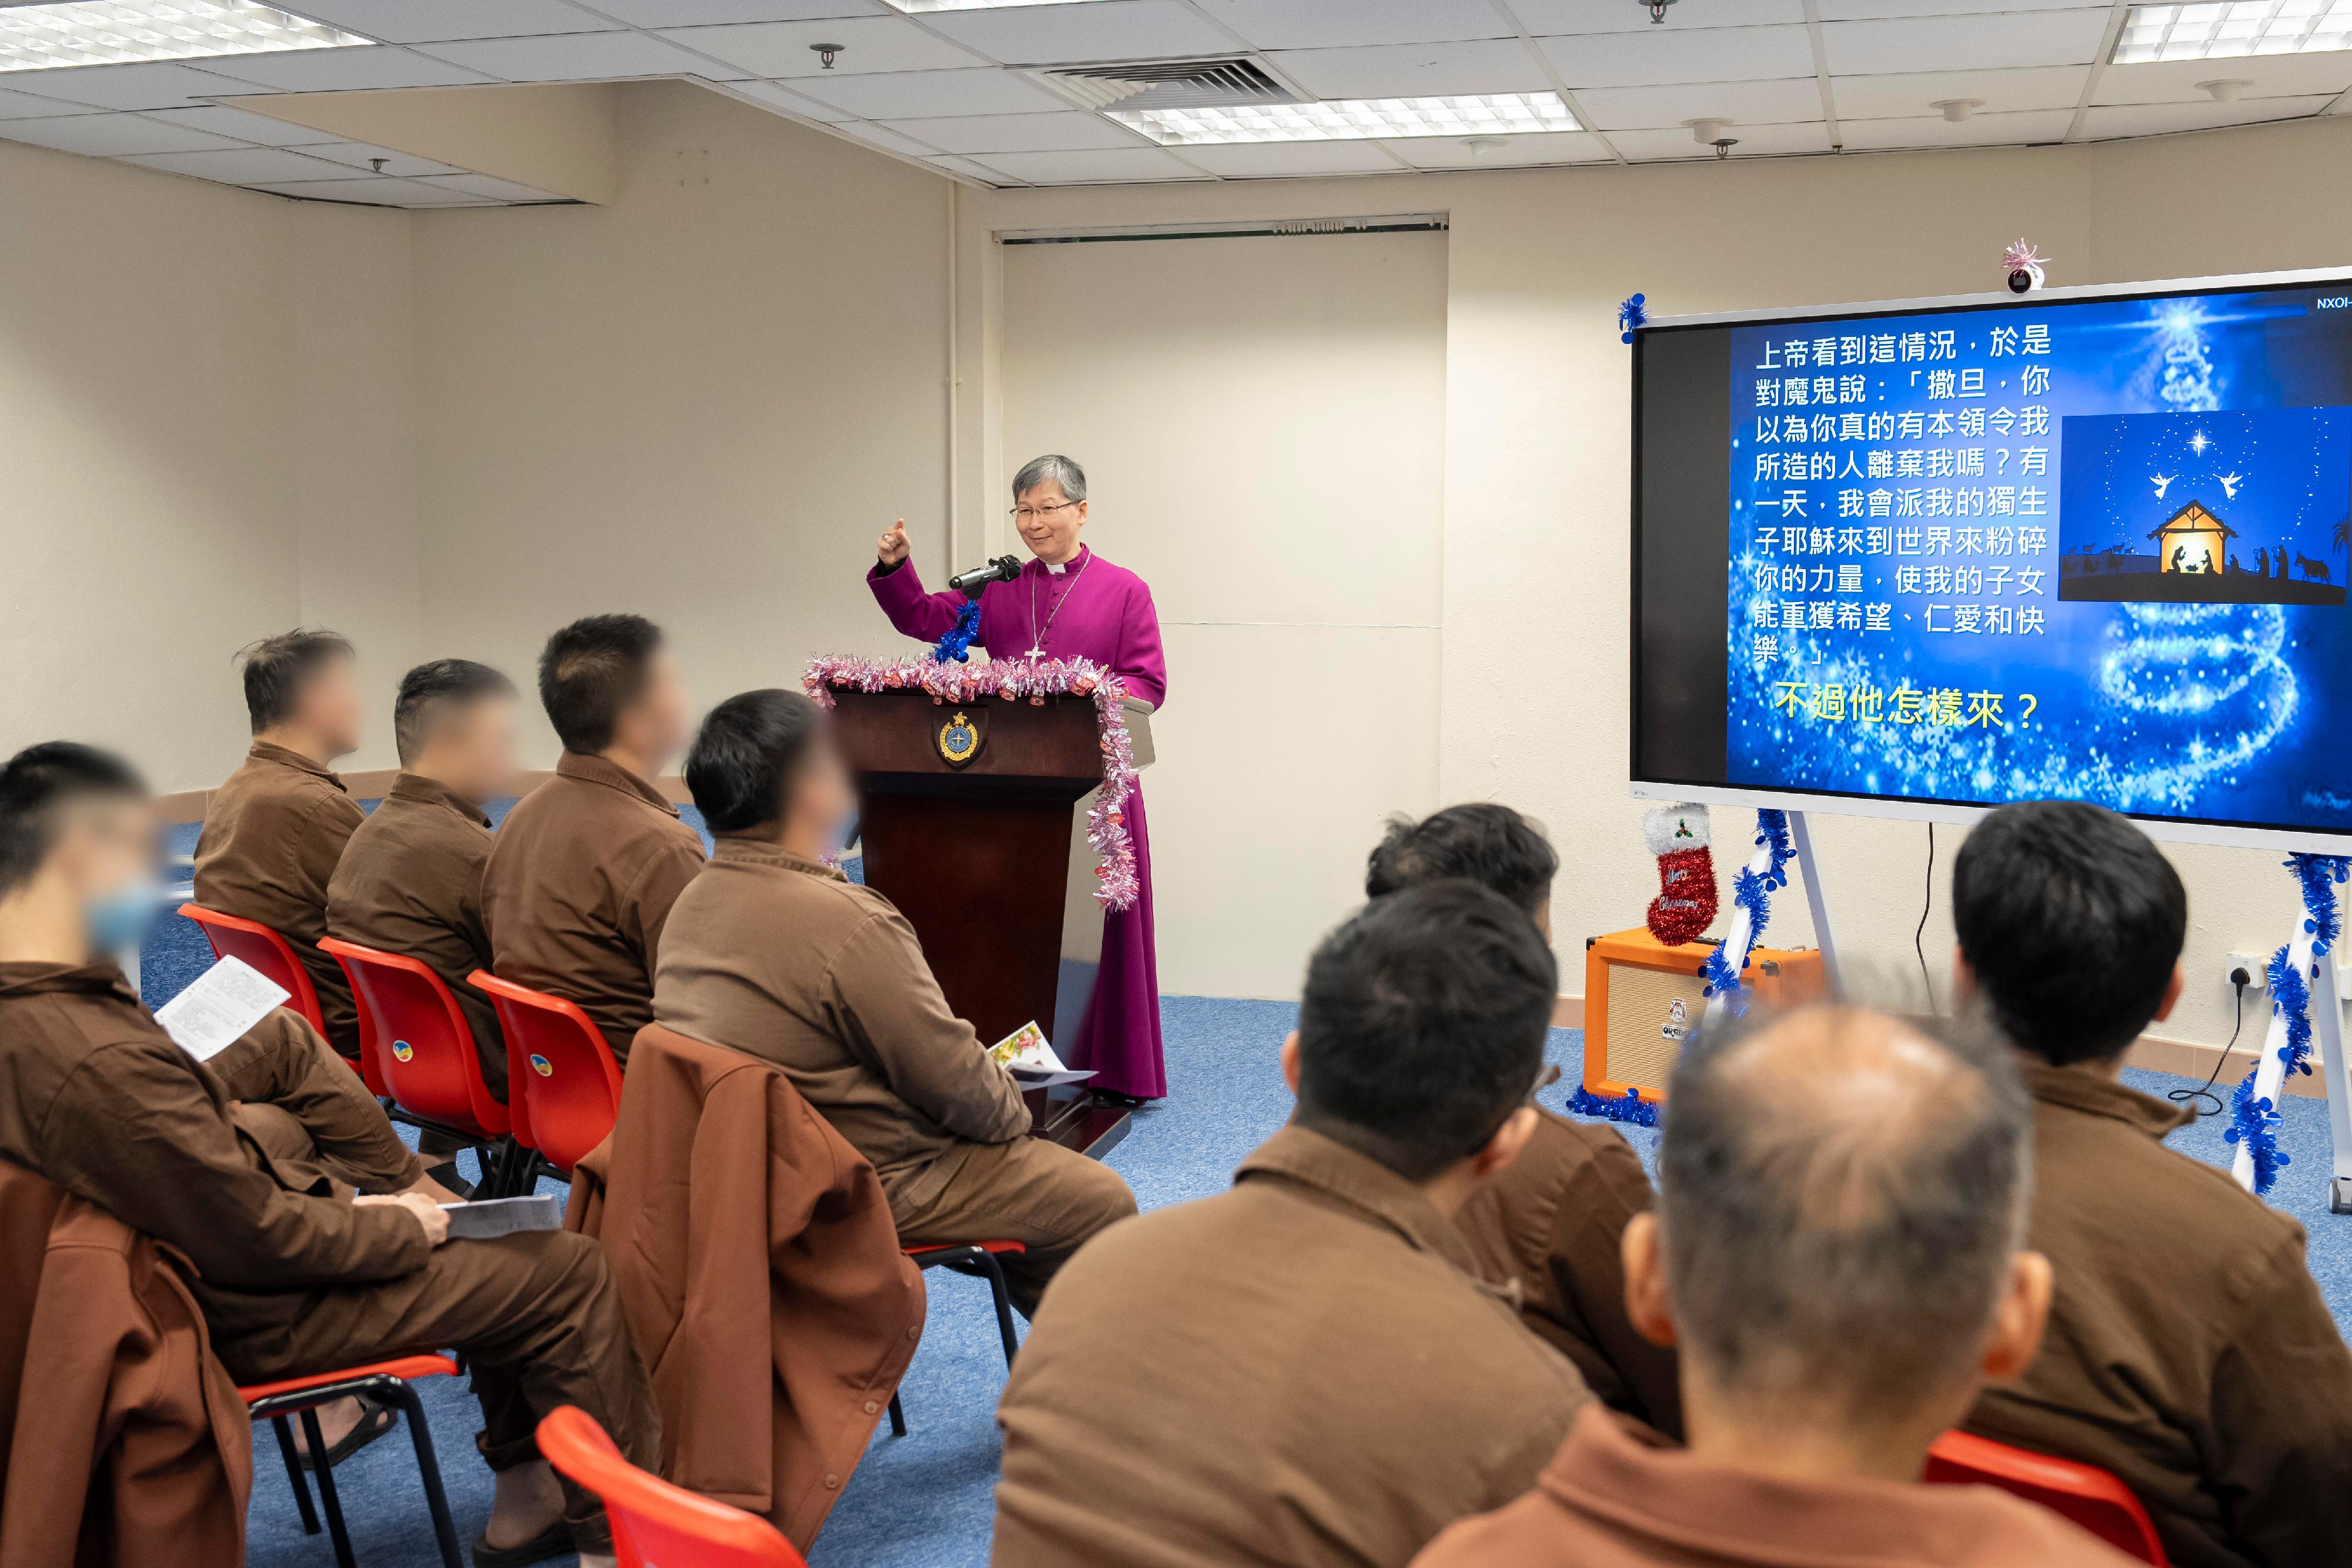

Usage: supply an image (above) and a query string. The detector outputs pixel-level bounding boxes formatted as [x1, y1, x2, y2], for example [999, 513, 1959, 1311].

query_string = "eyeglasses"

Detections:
[1010, 500, 1082, 522]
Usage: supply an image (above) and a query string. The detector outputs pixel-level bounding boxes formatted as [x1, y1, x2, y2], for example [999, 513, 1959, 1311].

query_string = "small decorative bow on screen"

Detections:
[1618, 292, 1649, 345]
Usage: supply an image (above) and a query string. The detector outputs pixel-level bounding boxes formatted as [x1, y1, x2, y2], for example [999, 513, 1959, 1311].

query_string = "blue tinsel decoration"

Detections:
[2225, 1073, 2291, 1194]
[2229, 854, 2349, 1195]
[931, 598, 984, 664]
[1702, 808, 1796, 999]
[1617, 292, 1648, 345]
[1568, 1083, 1660, 1128]
[2286, 852, 2347, 956]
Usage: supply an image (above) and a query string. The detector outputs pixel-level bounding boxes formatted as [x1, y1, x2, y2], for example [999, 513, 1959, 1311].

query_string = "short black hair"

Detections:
[0, 743, 149, 898]
[1953, 800, 2187, 1065]
[685, 689, 827, 834]
[236, 629, 353, 734]
[1365, 803, 1559, 921]
[1295, 880, 1556, 1182]
[393, 659, 517, 767]
[538, 614, 663, 755]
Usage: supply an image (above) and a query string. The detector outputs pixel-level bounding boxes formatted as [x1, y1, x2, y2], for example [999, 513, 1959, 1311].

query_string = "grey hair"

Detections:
[1012, 453, 1087, 504]
[1658, 1002, 2033, 1424]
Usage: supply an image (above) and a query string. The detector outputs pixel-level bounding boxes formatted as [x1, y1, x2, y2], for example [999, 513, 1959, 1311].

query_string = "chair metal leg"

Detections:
[382, 1378, 465, 1568]
[270, 1415, 321, 1535]
[297, 1407, 359, 1568]
[971, 1250, 1021, 1368]
[887, 1390, 908, 1437]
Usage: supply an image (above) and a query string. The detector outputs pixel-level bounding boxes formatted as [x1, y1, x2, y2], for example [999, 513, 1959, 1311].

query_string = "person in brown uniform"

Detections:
[1365, 804, 1680, 1436]
[992, 881, 1591, 1568]
[654, 689, 1135, 1317]
[0, 743, 659, 1568]
[329, 659, 520, 1098]
[1952, 800, 2352, 1568]
[192, 628, 369, 1059]
[1414, 1005, 2139, 1568]
[481, 615, 703, 1069]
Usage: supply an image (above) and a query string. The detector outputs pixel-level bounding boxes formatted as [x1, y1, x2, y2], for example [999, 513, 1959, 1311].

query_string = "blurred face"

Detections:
[1013, 480, 1088, 567]
[54, 795, 163, 958]
[296, 654, 365, 759]
[613, 646, 692, 771]
[786, 727, 858, 851]
[425, 695, 519, 807]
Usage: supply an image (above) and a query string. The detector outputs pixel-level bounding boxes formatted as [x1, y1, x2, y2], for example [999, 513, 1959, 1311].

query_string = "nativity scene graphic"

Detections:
[2058, 408, 2348, 607]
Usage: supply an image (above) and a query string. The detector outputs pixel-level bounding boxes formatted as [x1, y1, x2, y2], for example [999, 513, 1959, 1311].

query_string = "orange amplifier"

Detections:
[1582, 927, 1826, 1103]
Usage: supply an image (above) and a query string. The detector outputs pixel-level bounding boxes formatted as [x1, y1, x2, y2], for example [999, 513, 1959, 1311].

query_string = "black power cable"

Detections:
[2171, 968, 2251, 1118]
[1915, 823, 1936, 1013]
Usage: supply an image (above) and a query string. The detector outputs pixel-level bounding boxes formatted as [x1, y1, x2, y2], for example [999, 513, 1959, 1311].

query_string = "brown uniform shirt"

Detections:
[1454, 1108, 1682, 1436]
[1412, 1405, 2143, 1568]
[326, 772, 507, 1096]
[0, 962, 430, 1348]
[192, 740, 366, 1056]
[992, 1125, 1592, 1568]
[479, 752, 705, 1068]
[653, 838, 1030, 1212]
[1966, 1060, 2352, 1568]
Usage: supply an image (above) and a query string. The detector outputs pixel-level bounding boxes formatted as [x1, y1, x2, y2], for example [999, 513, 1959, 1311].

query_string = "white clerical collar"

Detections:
[1046, 561, 1068, 576]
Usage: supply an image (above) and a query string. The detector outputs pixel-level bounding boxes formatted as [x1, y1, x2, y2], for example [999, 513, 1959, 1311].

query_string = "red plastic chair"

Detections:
[243, 1353, 465, 1568]
[319, 938, 513, 1183]
[1926, 1430, 2168, 1564]
[466, 971, 624, 1179]
[538, 1405, 807, 1568]
[887, 1240, 1026, 1437]
[178, 902, 329, 1036]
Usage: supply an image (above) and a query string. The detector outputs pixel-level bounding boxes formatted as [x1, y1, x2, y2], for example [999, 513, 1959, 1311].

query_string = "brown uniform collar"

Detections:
[2019, 1056, 2193, 1138]
[246, 740, 347, 792]
[386, 771, 492, 828]
[710, 835, 846, 882]
[555, 751, 680, 816]
[0, 959, 141, 1006]
[1236, 1124, 1485, 1276]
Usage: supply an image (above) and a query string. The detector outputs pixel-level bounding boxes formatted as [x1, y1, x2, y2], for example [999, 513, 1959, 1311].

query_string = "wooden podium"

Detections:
[830, 687, 1147, 1158]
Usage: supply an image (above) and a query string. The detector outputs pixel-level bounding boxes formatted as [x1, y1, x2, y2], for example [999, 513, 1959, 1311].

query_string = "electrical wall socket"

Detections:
[2228, 952, 2271, 991]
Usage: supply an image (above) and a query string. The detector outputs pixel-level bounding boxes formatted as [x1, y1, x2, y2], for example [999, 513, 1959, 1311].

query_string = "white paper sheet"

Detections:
[153, 957, 289, 1062]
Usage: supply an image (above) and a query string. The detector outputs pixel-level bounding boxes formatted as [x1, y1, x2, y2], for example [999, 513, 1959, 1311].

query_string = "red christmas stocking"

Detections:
[1643, 803, 1718, 948]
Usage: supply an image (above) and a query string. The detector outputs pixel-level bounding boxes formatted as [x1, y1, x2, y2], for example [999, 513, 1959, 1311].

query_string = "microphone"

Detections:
[950, 555, 1021, 597]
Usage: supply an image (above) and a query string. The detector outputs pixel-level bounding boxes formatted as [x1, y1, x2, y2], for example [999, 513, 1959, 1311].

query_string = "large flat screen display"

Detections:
[1632, 269, 2352, 850]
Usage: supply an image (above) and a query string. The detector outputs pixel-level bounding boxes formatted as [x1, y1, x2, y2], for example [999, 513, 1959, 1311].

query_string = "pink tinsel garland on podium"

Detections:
[803, 653, 1141, 912]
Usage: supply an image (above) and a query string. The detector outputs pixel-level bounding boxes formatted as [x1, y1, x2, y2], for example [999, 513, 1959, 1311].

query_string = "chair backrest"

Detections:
[319, 940, 507, 1141]
[1926, 1431, 2168, 1564]
[177, 904, 326, 1034]
[537, 1406, 806, 1568]
[465, 972, 623, 1174]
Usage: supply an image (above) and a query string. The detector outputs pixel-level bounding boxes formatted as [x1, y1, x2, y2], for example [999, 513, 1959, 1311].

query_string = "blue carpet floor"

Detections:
[141, 815, 2352, 1568]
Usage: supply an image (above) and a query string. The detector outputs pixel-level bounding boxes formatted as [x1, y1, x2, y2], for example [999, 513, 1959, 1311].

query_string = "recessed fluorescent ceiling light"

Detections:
[1112, 92, 1578, 146]
[2113, 1, 2352, 62]
[0, 1, 369, 73]
[884, 0, 1108, 13]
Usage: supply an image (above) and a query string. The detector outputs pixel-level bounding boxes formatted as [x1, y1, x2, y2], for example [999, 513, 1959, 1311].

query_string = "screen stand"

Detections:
[1708, 808, 1842, 1023]
[2313, 948, 2352, 1215]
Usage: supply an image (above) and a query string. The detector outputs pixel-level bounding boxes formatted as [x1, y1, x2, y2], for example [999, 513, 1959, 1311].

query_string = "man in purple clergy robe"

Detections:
[867, 453, 1169, 1100]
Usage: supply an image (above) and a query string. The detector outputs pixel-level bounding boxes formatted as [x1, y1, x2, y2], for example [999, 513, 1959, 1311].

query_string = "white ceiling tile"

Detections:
[2094, 55, 2352, 106]
[965, 146, 1208, 182]
[1574, 76, 1824, 130]
[1269, 39, 1555, 98]
[261, 0, 619, 43]
[873, 109, 1140, 152]
[419, 30, 714, 81]
[0, 111, 246, 156]
[210, 47, 495, 91]
[1378, 128, 1611, 166]
[710, 78, 860, 120]
[1538, 25, 1818, 88]
[915, 2, 1241, 67]
[830, 120, 946, 156]
[243, 174, 447, 204]
[657, 16, 987, 77]
[1836, 106, 2077, 148]
[597, 0, 891, 21]
[142, 105, 346, 143]
[1181, 0, 1510, 51]
[787, 66, 1068, 118]
[1607, 119, 1833, 158]
[1818, 10, 2110, 75]
[2077, 96, 2331, 141]
[924, 152, 1017, 183]
[121, 145, 359, 182]
[298, 141, 469, 176]
[0, 62, 278, 109]
[1509, 0, 1805, 32]
[1816, 0, 2101, 16]
[1171, 139, 1405, 176]
[409, 172, 568, 200]
[0, 85, 106, 119]
[1829, 64, 2087, 119]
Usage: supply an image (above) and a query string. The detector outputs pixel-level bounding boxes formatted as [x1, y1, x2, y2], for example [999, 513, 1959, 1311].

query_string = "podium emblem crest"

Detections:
[938, 709, 984, 767]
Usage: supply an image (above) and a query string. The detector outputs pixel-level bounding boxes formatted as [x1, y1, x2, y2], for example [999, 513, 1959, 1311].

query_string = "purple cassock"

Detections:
[867, 543, 1169, 1099]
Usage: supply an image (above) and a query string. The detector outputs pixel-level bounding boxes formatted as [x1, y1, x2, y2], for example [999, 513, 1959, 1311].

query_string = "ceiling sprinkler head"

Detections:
[811, 42, 843, 69]
[1712, 137, 1739, 159]
[1931, 97, 1984, 123]
[1461, 135, 1508, 155]
[1643, 0, 1676, 21]
[2197, 78, 2251, 101]
[369, 156, 388, 173]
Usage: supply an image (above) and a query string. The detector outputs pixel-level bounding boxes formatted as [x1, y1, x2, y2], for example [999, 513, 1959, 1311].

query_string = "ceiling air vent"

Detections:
[1032, 56, 1298, 114]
